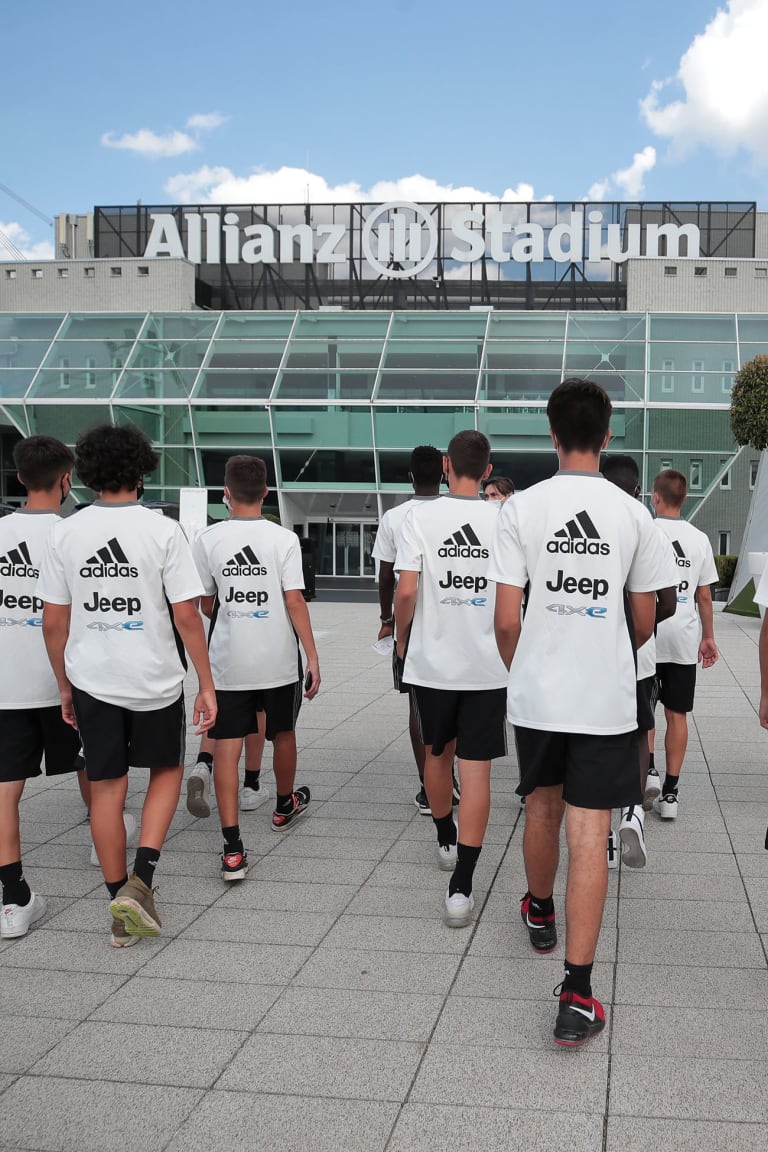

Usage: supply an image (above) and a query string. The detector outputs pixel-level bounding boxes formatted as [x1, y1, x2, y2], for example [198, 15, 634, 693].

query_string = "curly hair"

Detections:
[75, 424, 159, 493]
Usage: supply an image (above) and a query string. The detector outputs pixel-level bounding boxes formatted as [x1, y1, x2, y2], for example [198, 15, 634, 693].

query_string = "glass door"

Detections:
[304, 521, 378, 576]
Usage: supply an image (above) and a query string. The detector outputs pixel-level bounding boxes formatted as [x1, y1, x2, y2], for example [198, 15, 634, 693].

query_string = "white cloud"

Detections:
[0, 220, 54, 260]
[641, 0, 768, 161]
[163, 164, 554, 204]
[186, 112, 228, 131]
[585, 179, 611, 202]
[613, 146, 657, 197]
[101, 129, 199, 157]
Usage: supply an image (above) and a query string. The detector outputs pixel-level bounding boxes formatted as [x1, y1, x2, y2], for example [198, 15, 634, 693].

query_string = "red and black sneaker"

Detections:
[520, 893, 557, 953]
[271, 786, 311, 831]
[553, 987, 606, 1047]
[221, 850, 248, 882]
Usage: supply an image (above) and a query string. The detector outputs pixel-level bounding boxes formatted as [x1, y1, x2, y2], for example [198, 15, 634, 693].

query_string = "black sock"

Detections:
[449, 843, 481, 897]
[649, 752, 656, 774]
[198, 751, 213, 770]
[663, 773, 679, 795]
[0, 861, 31, 907]
[276, 793, 295, 813]
[106, 874, 128, 900]
[133, 846, 160, 889]
[244, 770, 261, 791]
[222, 825, 243, 853]
[529, 892, 555, 917]
[563, 959, 593, 999]
[432, 812, 456, 848]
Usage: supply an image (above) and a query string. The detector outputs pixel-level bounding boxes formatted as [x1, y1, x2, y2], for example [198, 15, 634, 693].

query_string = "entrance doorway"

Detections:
[305, 521, 377, 577]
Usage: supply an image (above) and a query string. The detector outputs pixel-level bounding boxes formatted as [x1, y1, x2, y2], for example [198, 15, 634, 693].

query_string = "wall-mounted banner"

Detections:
[140, 201, 703, 277]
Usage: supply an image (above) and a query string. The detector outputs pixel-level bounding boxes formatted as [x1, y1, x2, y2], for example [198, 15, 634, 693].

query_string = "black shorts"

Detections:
[636, 675, 658, 733]
[211, 682, 302, 741]
[409, 685, 508, 761]
[0, 707, 81, 783]
[656, 662, 696, 714]
[514, 726, 641, 810]
[72, 687, 186, 781]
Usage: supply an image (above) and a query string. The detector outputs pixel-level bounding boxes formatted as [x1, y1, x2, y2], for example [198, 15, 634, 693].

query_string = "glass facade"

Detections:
[0, 310, 763, 549]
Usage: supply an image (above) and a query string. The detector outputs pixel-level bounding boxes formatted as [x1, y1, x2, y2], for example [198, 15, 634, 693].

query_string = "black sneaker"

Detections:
[451, 774, 461, 805]
[553, 986, 606, 1047]
[414, 787, 431, 815]
[221, 849, 248, 881]
[520, 893, 557, 953]
[271, 786, 311, 831]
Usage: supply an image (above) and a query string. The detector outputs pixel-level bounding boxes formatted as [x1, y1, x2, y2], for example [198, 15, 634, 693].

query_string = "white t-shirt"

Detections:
[636, 531, 680, 681]
[193, 517, 304, 690]
[488, 471, 670, 735]
[37, 503, 204, 711]
[372, 497, 440, 565]
[395, 494, 507, 691]
[0, 510, 61, 708]
[654, 516, 718, 666]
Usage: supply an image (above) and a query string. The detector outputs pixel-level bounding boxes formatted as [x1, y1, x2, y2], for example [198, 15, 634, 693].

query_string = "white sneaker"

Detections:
[1, 891, 47, 938]
[186, 762, 212, 818]
[90, 812, 138, 867]
[619, 806, 647, 868]
[653, 792, 679, 820]
[607, 829, 619, 870]
[643, 768, 662, 812]
[239, 783, 270, 811]
[436, 820, 458, 871]
[444, 889, 475, 928]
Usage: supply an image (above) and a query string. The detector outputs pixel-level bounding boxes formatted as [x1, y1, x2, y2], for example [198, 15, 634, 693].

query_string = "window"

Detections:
[750, 459, 760, 489]
[5, 269, 16, 279]
[722, 359, 735, 394]
[689, 460, 703, 490]
[57, 267, 69, 279]
[691, 359, 704, 393]
[110, 266, 122, 277]
[31, 268, 42, 279]
[84, 266, 95, 278]
[58, 357, 70, 391]
[664, 266, 677, 277]
[138, 266, 149, 277]
[85, 356, 96, 390]
[718, 531, 731, 555]
[756, 268, 767, 278]
[724, 267, 737, 277]
[661, 358, 675, 393]
[660, 458, 673, 470]
[719, 459, 731, 489]
[694, 266, 707, 278]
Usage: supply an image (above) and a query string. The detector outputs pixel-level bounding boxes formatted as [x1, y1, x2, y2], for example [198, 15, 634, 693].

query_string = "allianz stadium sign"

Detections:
[142, 201, 701, 279]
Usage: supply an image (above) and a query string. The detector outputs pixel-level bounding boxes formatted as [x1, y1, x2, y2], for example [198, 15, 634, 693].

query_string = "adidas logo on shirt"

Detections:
[671, 540, 691, 568]
[222, 545, 267, 577]
[547, 511, 610, 556]
[0, 541, 38, 578]
[437, 523, 489, 559]
[79, 537, 139, 578]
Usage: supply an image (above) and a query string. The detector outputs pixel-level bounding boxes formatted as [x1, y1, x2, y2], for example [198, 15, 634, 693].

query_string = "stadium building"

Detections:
[0, 199, 765, 578]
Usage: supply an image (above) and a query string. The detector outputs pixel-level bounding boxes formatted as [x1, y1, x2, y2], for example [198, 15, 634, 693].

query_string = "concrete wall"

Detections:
[0, 259, 198, 312]
[626, 258, 768, 312]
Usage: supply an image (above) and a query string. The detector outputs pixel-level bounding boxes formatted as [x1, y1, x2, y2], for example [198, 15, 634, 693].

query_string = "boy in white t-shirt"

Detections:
[192, 455, 320, 882]
[491, 379, 668, 1047]
[0, 437, 83, 939]
[650, 469, 718, 820]
[395, 431, 508, 929]
[38, 425, 217, 946]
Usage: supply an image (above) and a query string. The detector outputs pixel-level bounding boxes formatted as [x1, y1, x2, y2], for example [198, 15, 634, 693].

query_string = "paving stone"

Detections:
[433, 994, 609, 1052]
[614, 963, 768, 1007]
[0, 929, 169, 975]
[258, 986, 443, 1041]
[321, 913, 471, 954]
[293, 947, 461, 995]
[616, 897, 754, 931]
[610, 1054, 768, 1122]
[140, 939, 311, 985]
[606, 1118, 768, 1152]
[389, 1104, 603, 1152]
[90, 977, 282, 1031]
[0, 969, 125, 1019]
[215, 880, 357, 913]
[0, 1016, 79, 1074]
[452, 956, 615, 1001]
[617, 928, 765, 967]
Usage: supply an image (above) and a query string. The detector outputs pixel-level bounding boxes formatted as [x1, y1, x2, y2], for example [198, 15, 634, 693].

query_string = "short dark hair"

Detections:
[602, 455, 640, 497]
[75, 424, 158, 493]
[653, 468, 687, 508]
[547, 378, 612, 455]
[13, 435, 74, 492]
[483, 475, 515, 497]
[225, 455, 267, 503]
[408, 445, 443, 487]
[446, 430, 490, 481]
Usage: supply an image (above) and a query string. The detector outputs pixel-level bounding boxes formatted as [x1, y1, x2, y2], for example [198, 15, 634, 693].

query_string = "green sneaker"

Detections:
[109, 916, 140, 948]
[109, 874, 161, 938]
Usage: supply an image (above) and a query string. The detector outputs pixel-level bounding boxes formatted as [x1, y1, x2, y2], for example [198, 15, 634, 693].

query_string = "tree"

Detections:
[731, 355, 768, 451]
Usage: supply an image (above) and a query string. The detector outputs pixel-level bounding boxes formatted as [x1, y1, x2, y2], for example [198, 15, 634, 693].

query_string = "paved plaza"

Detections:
[1, 602, 768, 1151]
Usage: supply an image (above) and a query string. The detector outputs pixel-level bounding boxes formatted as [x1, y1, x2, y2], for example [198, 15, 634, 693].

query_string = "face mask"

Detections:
[136, 480, 145, 501]
[59, 478, 71, 507]
[222, 495, 232, 513]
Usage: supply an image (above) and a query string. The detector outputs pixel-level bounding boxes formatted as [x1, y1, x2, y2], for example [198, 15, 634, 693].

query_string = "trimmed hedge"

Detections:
[714, 554, 738, 588]
[731, 355, 768, 450]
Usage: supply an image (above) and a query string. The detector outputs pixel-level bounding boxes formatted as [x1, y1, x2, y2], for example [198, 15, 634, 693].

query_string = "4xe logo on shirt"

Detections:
[222, 545, 267, 577]
[438, 523, 489, 559]
[80, 538, 139, 578]
[547, 511, 610, 556]
[0, 541, 39, 579]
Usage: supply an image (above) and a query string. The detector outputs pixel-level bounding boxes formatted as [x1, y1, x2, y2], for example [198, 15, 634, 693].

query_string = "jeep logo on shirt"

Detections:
[547, 511, 610, 556]
[83, 594, 142, 615]
[79, 538, 139, 579]
[438, 572, 487, 594]
[0, 590, 43, 612]
[224, 588, 269, 606]
[546, 570, 609, 600]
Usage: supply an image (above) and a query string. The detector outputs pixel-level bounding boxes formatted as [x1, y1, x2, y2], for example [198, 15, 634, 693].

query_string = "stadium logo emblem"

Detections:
[361, 202, 438, 280]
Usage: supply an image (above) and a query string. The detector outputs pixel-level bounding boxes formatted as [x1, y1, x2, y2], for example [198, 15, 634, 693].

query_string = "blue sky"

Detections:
[3, 0, 768, 257]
